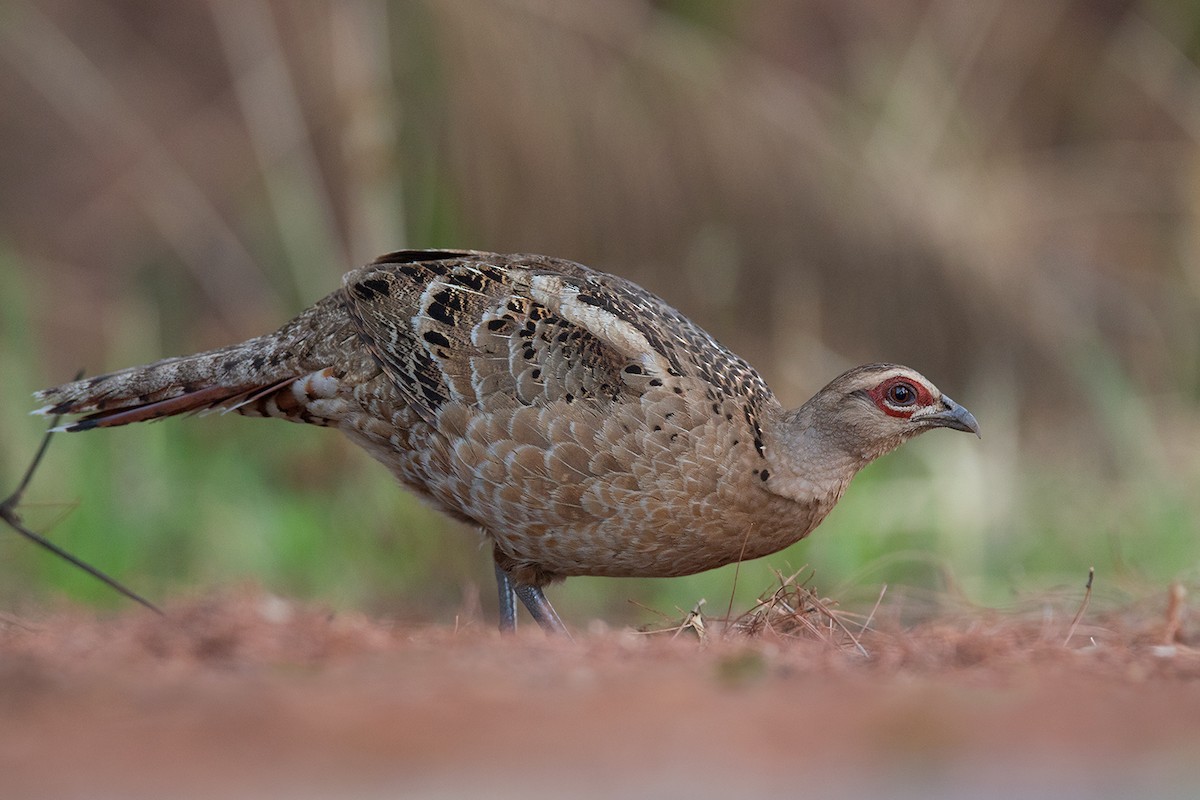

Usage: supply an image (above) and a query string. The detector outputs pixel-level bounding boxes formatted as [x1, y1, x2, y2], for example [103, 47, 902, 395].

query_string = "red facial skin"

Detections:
[866, 375, 935, 419]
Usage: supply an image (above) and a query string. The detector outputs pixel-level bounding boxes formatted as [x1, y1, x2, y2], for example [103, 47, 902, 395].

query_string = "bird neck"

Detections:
[759, 405, 867, 506]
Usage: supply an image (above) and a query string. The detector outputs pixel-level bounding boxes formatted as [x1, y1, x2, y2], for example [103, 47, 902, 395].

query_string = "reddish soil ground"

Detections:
[2, 586, 1199, 800]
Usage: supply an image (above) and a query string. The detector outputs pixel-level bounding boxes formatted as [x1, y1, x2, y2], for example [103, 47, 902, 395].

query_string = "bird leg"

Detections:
[514, 583, 569, 637]
[493, 562, 569, 635]
[494, 562, 518, 633]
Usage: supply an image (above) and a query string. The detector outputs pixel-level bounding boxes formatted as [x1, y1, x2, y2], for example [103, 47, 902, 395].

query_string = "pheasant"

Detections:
[34, 250, 979, 633]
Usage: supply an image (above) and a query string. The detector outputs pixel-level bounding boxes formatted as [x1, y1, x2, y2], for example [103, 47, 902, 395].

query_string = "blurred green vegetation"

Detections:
[3, 1, 1200, 626]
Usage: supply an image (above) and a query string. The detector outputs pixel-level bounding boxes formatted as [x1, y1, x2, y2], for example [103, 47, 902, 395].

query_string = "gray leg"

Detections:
[514, 583, 570, 637]
[495, 562, 518, 633]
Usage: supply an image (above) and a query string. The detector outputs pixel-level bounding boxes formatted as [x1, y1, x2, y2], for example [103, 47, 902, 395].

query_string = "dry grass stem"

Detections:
[1062, 566, 1095, 647]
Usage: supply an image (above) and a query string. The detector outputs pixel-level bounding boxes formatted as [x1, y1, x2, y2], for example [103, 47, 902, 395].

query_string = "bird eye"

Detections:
[886, 382, 917, 406]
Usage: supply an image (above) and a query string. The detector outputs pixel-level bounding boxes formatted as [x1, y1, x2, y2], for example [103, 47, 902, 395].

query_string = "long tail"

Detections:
[32, 332, 315, 432]
[31, 287, 365, 432]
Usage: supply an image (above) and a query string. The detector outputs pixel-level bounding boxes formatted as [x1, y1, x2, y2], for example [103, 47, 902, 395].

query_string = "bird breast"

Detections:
[339, 380, 833, 580]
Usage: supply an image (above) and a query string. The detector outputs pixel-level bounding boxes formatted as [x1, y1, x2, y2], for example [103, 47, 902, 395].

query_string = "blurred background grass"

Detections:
[2, 0, 1200, 625]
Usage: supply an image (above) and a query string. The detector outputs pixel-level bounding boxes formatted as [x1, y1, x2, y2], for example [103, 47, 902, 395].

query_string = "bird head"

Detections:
[797, 363, 980, 464]
[769, 363, 979, 493]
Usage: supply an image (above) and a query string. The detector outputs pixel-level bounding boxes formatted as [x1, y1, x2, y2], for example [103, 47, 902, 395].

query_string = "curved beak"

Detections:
[918, 394, 981, 438]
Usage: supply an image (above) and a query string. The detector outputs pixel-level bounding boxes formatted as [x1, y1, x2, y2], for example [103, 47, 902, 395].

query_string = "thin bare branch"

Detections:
[2, 403, 162, 615]
[1062, 567, 1095, 647]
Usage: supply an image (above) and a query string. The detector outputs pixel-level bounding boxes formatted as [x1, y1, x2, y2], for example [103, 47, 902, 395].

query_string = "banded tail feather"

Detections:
[32, 340, 338, 432]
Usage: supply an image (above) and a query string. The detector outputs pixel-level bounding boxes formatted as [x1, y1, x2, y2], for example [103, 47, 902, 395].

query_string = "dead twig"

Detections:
[729, 568, 870, 658]
[2, 402, 162, 615]
[857, 583, 889, 636]
[803, 590, 870, 659]
[1163, 582, 1186, 645]
[672, 599, 707, 642]
[722, 523, 756, 636]
[1062, 566, 1094, 647]
[630, 598, 709, 641]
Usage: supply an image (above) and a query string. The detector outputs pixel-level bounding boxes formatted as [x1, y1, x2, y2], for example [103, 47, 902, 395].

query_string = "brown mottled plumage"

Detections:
[34, 250, 980, 632]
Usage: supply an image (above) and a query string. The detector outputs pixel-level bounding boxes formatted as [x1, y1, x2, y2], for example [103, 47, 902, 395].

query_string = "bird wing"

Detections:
[340, 251, 774, 429]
